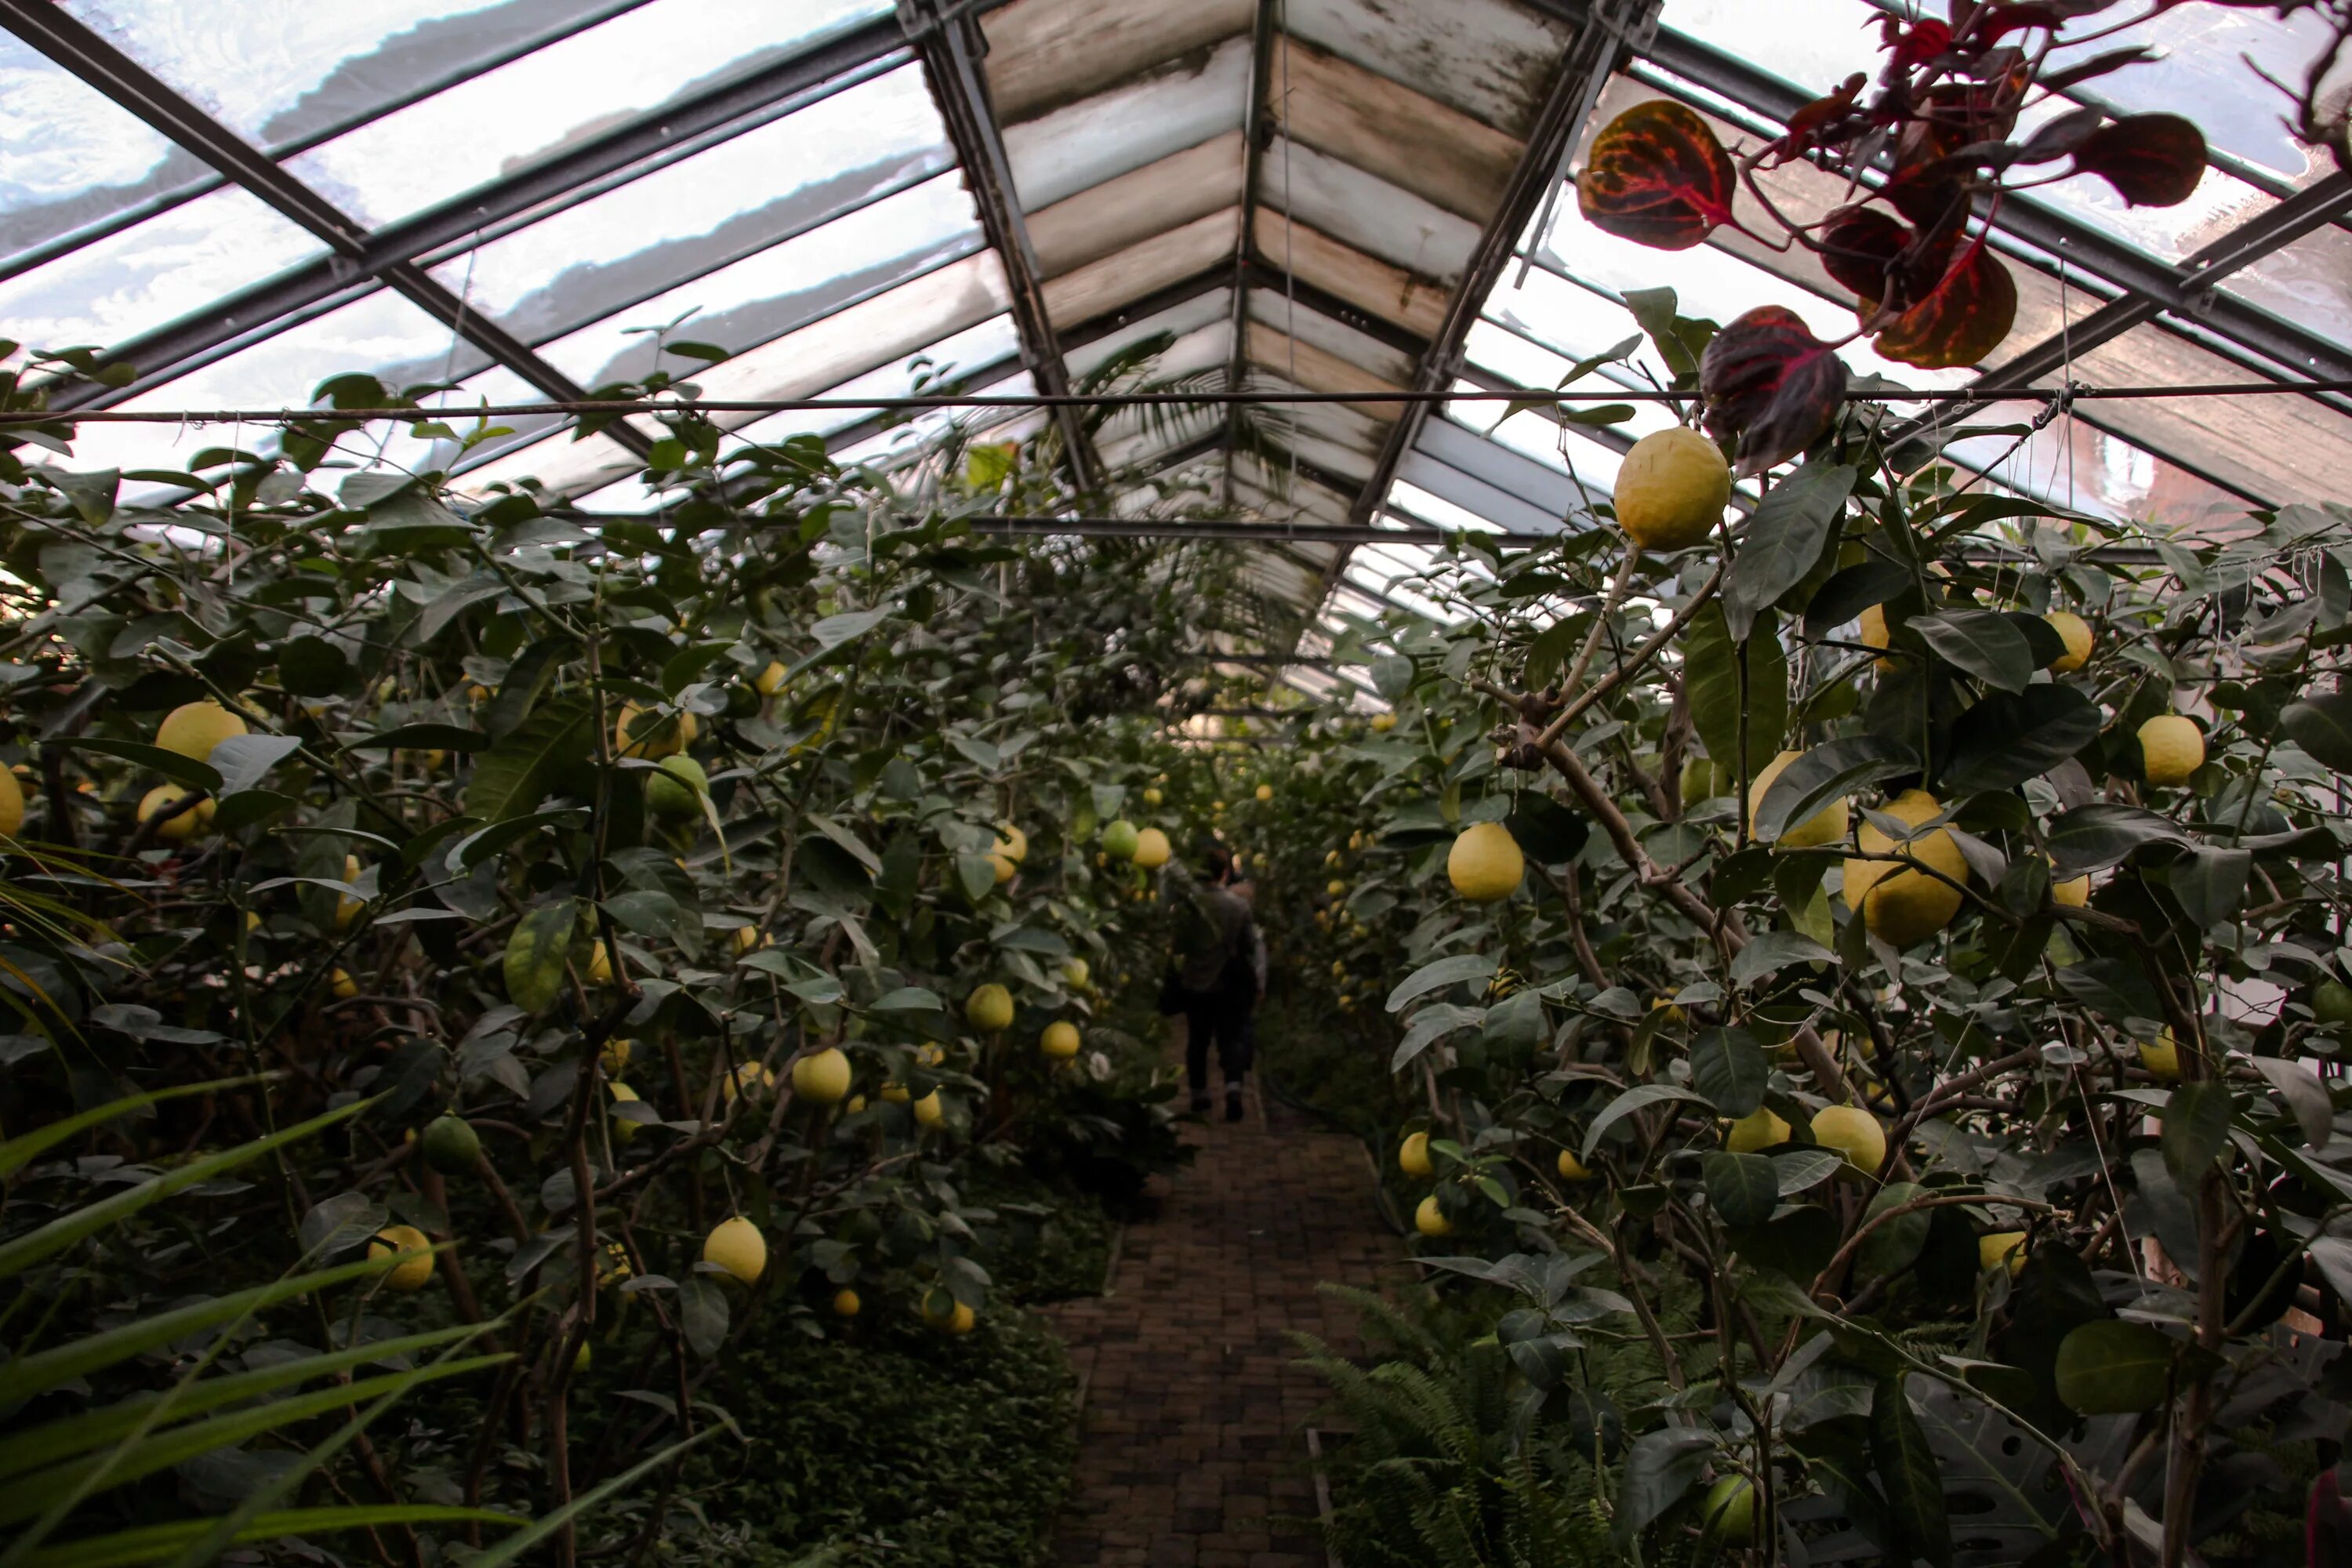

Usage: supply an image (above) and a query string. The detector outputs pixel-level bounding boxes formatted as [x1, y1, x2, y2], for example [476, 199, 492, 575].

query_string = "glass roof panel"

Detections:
[284, 0, 895, 227]
[2222, 225, 2352, 355]
[719, 314, 1023, 452]
[531, 172, 982, 392]
[425, 64, 951, 356]
[60, 2, 648, 147]
[0, 31, 194, 270]
[0, 184, 322, 358]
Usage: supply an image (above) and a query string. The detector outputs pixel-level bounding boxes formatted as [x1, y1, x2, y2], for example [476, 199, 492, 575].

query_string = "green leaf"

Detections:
[1869, 1375, 1952, 1568]
[2045, 804, 2193, 878]
[459, 1428, 724, 1568]
[1684, 601, 1787, 778]
[1504, 793, 1587, 864]
[1583, 1084, 1710, 1162]
[1725, 462, 1854, 642]
[2169, 846, 2251, 929]
[1942, 684, 2103, 795]
[1858, 1181, 1931, 1276]
[30, 1508, 521, 1568]
[1690, 1028, 1768, 1116]
[54, 738, 221, 793]
[1909, 608, 2034, 691]
[503, 898, 581, 1013]
[1386, 953, 1497, 1013]
[2160, 1080, 2234, 1189]
[1702, 1151, 1778, 1227]
[341, 724, 491, 753]
[1728, 929, 1835, 987]
[2283, 691, 2352, 771]
[2053, 1319, 2176, 1414]
[465, 696, 593, 821]
[484, 636, 573, 740]
[0, 1076, 263, 1181]
[1753, 735, 1914, 842]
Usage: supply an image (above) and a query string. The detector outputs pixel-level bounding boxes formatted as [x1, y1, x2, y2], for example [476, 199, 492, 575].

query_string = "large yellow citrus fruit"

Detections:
[1369, 713, 1396, 733]
[1749, 750, 1848, 848]
[1447, 822, 1524, 902]
[613, 702, 695, 759]
[157, 699, 247, 762]
[1812, 1105, 1886, 1176]
[1980, 1231, 2027, 1275]
[645, 755, 708, 819]
[334, 854, 365, 930]
[1844, 789, 1965, 946]
[586, 940, 614, 985]
[369, 1225, 435, 1291]
[703, 1216, 766, 1283]
[1556, 1147, 1592, 1181]
[138, 784, 215, 842]
[2139, 1028, 2180, 1081]
[833, 1287, 862, 1318]
[607, 1080, 643, 1142]
[1399, 1131, 1434, 1178]
[1857, 603, 1893, 670]
[601, 1037, 632, 1075]
[1131, 827, 1171, 869]
[2045, 611, 2093, 672]
[1613, 426, 1731, 550]
[993, 823, 1029, 863]
[2051, 861, 2090, 908]
[1101, 820, 1140, 859]
[966, 982, 1014, 1033]
[1255, 783, 1273, 802]
[987, 851, 1016, 885]
[1724, 1107, 1791, 1152]
[929, 1299, 976, 1335]
[1062, 956, 1089, 988]
[1142, 786, 1164, 805]
[913, 1090, 946, 1127]
[1040, 1021, 1081, 1059]
[791, 1047, 852, 1105]
[330, 967, 359, 1000]
[0, 766, 24, 840]
[754, 660, 789, 696]
[2140, 715, 2204, 787]
[1702, 1475, 1756, 1544]
[1414, 1194, 1454, 1237]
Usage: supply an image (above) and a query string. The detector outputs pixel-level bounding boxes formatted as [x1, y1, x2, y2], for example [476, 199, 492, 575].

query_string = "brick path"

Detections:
[1045, 1065, 1400, 1566]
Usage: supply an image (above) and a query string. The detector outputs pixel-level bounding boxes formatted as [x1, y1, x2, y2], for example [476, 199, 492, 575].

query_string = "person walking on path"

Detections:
[1161, 844, 1262, 1122]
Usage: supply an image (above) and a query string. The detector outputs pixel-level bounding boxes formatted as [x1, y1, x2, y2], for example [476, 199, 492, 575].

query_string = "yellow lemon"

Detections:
[1980, 1231, 2027, 1275]
[369, 1225, 435, 1291]
[1857, 603, 1894, 671]
[2139, 1028, 2180, 1081]
[1327, 878, 1345, 896]
[1613, 426, 1731, 551]
[913, 1090, 946, 1127]
[1749, 750, 1848, 848]
[1255, 783, 1273, 802]
[2140, 715, 2204, 788]
[156, 699, 248, 762]
[754, 660, 789, 696]
[1414, 1194, 1454, 1237]
[1142, 786, 1163, 806]
[1723, 1107, 1791, 1153]
[137, 783, 215, 842]
[1556, 1147, 1592, 1181]
[1812, 1105, 1886, 1177]
[1348, 832, 1365, 851]
[1844, 789, 1965, 946]
[1447, 822, 1524, 903]
[966, 982, 1014, 1033]
[791, 1046, 853, 1105]
[987, 851, 1016, 885]
[1703, 1475, 1757, 1545]
[330, 967, 359, 1000]
[2051, 862, 2090, 908]
[993, 823, 1029, 863]
[607, 1080, 643, 1142]
[1132, 827, 1171, 869]
[702, 1216, 767, 1284]
[927, 1299, 976, 1335]
[613, 702, 695, 759]
[833, 1287, 862, 1318]
[880, 1082, 910, 1105]
[1041, 1021, 1081, 1059]
[1370, 713, 1396, 733]
[2045, 611, 2093, 673]
[846, 1094, 867, 1114]
[0, 766, 23, 840]
[1062, 956, 1090, 989]
[572, 1341, 592, 1374]
[600, 1038, 633, 1076]
[733, 925, 767, 954]
[334, 855, 365, 930]
[1399, 1131, 1434, 1178]
[586, 940, 615, 985]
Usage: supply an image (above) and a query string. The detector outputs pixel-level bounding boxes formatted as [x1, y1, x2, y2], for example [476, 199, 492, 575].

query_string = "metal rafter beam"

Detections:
[34, 13, 918, 413]
[0, 0, 655, 457]
[1225, 0, 1283, 508]
[909, 1, 1103, 493]
[1325, 0, 1658, 633]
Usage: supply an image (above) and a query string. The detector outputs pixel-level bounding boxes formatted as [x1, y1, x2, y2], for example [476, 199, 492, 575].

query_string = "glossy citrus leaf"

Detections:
[1699, 305, 1849, 475]
[1874, 242, 2016, 370]
[1575, 100, 1736, 252]
[2071, 113, 2206, 206]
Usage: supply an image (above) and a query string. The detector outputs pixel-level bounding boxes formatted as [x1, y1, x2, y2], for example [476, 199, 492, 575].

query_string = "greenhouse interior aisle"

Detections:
[1046, 1037, 1399, 1566]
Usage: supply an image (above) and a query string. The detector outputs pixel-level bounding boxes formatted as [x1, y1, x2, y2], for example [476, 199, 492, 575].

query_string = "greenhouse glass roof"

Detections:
[3, 0, 2347, 650]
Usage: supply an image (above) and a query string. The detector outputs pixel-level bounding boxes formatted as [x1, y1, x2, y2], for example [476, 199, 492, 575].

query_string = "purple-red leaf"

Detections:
[1820, 209, 1915, 311]
[2071, 113, 2206, 207]
[1700, 306, 1850, 478]
[1576, 100, 1737, 252]
[1874, 241, 2018, 369]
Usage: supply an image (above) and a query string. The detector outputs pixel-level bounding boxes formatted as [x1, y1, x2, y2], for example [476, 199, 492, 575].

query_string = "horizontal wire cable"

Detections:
[4, 378, 2351, 425]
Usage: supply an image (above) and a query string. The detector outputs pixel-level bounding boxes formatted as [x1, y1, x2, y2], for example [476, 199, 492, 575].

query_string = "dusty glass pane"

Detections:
[533, 174, 982, 392]
[2224, 224, 2352, 358]
[285, 0, 896, 227]
[426, 64, 951, 354]
[0, 33, 191, 267]
[0, 185, 321, 357]
[711, 314, 1024, 452]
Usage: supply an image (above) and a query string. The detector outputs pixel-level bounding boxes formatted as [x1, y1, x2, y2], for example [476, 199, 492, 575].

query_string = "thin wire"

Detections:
[13, 378, 2352, 426]
[1279, 0, 1299, 527]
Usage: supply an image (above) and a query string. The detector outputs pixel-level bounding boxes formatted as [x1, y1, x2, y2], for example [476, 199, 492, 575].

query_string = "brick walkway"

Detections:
[1044, 1069, 1400, 1566]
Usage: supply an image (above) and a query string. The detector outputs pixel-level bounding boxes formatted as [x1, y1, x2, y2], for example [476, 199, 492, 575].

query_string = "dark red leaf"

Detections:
[1700, 306, 1849, 477]
[2071, 114, 2206, 207]
[1874, 241, 2018, 369]
[1889, 18, 1951, 69]
[1820, 209, 1915, 311]
[1773, 74, 1867, 161]
[1575, 100, 1737, 252]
